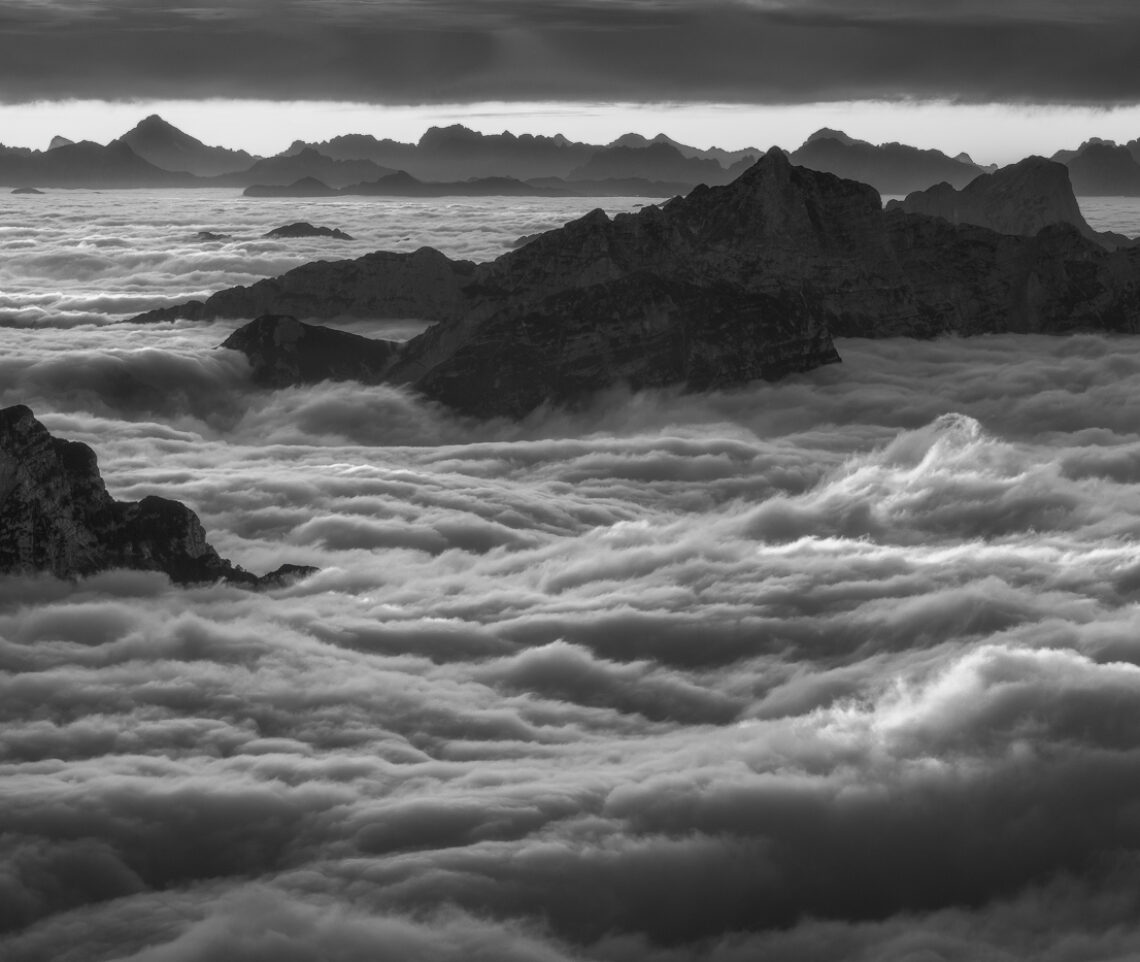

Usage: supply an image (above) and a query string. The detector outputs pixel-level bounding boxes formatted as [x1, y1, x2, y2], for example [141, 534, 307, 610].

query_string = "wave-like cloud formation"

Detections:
[6, 315, 1140, 958]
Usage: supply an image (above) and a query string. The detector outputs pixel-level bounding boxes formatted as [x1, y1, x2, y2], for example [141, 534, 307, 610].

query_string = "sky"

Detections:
[3, 0, 1140, 162]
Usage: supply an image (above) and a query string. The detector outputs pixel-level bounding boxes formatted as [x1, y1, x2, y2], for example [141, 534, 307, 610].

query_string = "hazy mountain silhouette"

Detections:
[216, 147, 396, 189]
[47, 135, 74, 150]
[568, 142, 735, 186]
[0, 139, 192, 188]
[1059, 142, 1140, 196]
[608, 132, 759, 167]
[287, 125, 597, 180]
[790, 130, 983, 194]
[116, 114, 257, 176]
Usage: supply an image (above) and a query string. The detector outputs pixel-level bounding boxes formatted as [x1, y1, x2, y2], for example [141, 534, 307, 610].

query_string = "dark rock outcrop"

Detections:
[221, 315, 400, 387]
[140, 149, 1140, 418]
[195, 231, 231, 242]
[11, 186, 43, 195]
[264, 222, 354, 240]
[886, 157, 1130, 249]
[0, 405, 315, 587]
[134, 246, 477, 325]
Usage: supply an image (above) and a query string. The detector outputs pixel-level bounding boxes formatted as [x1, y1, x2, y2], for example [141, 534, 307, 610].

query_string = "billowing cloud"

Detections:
[1, 0, 1140, 106]
[7, 193, 1140, 959]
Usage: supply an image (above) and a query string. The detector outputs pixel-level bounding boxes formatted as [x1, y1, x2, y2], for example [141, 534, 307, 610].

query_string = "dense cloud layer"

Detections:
[6, 195, 1140, 959]
[0, 191, 637, 327]
[2, 0, 1140, 106]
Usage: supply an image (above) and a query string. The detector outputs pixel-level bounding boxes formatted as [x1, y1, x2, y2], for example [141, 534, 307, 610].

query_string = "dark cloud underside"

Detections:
[2, 0, 1140, 105]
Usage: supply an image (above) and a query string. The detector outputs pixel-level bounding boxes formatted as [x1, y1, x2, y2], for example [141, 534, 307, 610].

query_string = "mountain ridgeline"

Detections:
[132, 150, 1140, 418]
[8, 114, 1140, 198]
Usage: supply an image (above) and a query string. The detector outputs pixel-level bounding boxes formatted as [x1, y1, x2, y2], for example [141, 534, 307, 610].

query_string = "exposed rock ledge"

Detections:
[0, 405, 315, 587]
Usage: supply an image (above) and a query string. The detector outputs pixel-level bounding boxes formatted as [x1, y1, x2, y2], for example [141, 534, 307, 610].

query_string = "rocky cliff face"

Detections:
[885, 157, 1129, 249]
[0, 405, 314, 587]
[884, 215, 1140, 336]
[220, 315, 399, 388]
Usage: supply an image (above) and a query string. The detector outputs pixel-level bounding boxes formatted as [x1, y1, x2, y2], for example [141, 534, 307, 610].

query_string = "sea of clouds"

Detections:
[4, 191, 1140, 961]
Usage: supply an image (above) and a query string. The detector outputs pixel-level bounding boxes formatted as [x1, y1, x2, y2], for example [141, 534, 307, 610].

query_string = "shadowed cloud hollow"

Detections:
[3, 1, 1140, 105]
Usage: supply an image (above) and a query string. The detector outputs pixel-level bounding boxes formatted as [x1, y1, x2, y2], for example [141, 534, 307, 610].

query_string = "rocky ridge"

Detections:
[135, 150, 1140, 417]
[885, 157, 1132, 249]
[0, 405, 314, 587]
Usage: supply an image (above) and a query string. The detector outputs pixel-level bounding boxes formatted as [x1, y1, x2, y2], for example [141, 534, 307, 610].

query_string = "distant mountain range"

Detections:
[5, 115, 1140, 197]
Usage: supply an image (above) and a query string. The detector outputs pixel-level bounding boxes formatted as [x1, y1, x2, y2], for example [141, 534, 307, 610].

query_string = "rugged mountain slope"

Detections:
[138, 149, 1140, 417]
[0, 406, 314, 586]
[886, 157, 1129, 248]
[136, 247, 477, 325]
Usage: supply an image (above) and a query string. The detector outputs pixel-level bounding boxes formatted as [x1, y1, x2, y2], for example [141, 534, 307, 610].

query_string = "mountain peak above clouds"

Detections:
[116, 114, 257, 176]
[0, 405, 314, 587]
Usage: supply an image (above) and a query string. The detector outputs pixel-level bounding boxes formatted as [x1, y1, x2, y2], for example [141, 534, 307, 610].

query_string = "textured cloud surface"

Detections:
[3, 0, 1140, 106]
[6, 196, 1140, 959]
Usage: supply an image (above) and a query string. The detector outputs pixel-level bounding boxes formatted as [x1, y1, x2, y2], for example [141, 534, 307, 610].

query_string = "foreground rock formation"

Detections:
[0, 405, 314, 587]
[886, 158, 1132, 249]
[137, 150, 1140, 417]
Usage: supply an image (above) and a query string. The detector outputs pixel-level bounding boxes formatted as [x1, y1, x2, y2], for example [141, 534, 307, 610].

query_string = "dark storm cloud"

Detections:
[2, 0, 1140, 106]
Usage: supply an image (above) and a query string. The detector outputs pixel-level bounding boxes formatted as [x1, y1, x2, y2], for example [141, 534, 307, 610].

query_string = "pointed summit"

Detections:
[116, 115, 256, 176]
[47, 135, 74, 151]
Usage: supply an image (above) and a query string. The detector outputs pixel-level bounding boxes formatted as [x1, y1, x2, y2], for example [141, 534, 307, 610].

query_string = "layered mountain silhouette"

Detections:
[133, 151, 1140, 418]
[567, 142, 743, 186]
[243, 171, 692, 199]
[286, 125, 599, 181]
[216, 147, 397, 189]
[0, 405, 314, 587]
[789, 130, 986, 195]
[117, 114, 255, 177]
[608, 132, 758, 167]
[1054, 141, 1140, 196]
[0, 139, 193, 188]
